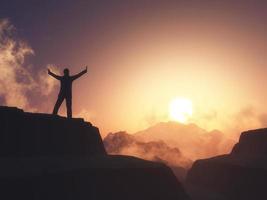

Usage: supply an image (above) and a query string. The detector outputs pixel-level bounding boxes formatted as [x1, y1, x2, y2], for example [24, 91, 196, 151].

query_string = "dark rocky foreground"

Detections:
[0, 106, 189, 200]
[186, 128, 267, 200]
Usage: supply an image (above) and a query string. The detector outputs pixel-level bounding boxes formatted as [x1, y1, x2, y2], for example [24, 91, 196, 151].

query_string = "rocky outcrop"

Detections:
[0, 106, 190, 200]
[0, 106, 106, 156]
[231, 128, 267, 156]
[0, 155, 190, 200]
[186, 128, 267, 200]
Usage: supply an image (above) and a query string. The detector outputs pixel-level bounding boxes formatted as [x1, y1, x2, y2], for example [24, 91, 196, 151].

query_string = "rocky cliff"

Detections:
[186, 128, 267, 200]
[0, 106, 189, 200]
[231, 128, 267, 156]
[0, 106, 105, 157]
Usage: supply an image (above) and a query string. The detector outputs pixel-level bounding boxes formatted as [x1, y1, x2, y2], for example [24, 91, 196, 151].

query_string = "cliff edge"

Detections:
[0, 106, 189, 200]
[186, 128, 267, 200]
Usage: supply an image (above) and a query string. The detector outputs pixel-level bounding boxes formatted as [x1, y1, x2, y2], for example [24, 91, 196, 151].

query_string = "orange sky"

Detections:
[71, 3, 267, 136]
[2, 1, 267, 137]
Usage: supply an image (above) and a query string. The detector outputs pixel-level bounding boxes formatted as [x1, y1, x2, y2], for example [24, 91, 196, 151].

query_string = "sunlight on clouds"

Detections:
[77, 109, 95, 122]
[0, 19, 58, 111]
[39, 64, 59, 96]
[0, 19, 34, 108]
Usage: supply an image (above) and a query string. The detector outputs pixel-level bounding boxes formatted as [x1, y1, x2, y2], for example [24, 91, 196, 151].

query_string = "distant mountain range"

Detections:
[104, 131, 191, 166]
[104, 121, 235, 181]
[134, 121, 235, 161]
[103, 131, 191, 180]
[104, 122, 235, 172]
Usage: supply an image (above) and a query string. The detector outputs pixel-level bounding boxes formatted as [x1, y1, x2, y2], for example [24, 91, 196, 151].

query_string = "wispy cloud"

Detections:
[0, 19, 58, 111]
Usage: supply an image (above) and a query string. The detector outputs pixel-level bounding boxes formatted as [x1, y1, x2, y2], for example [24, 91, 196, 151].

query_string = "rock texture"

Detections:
[0, 106, 105, 157]
[186, 128, 267, 200]
[231, 128, 267, 156]
[0, 106, 189, 200]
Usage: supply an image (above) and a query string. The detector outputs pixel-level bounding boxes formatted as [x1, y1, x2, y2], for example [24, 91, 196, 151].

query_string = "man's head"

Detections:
[63, 68, 69, 76]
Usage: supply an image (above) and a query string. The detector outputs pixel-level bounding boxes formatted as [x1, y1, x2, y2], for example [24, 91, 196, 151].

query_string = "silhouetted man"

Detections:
[48, 67, 87, 118]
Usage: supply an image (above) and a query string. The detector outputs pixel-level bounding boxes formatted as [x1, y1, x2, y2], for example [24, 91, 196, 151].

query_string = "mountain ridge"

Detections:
[186, 128, 267, 200]
[133, 121, 233, 161]
[103, 131, 191, 180]
[0, 106, 190, 200]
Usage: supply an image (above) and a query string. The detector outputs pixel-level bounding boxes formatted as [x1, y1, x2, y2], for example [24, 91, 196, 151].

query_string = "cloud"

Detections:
[223, 105, 267, 140]
[233, 106, 263, 130]
[258, 113, 267, 127]
[77, 108, 95, 121]
[38, 64, 59, 96]
[201, 110, 218, 121]
[0, 19, 34, 108]
[0, 19, 58, 111]
[104, 131, 192, 169]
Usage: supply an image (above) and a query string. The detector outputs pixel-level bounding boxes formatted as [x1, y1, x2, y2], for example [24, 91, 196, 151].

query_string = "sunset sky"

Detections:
[1, 0, 267, 136]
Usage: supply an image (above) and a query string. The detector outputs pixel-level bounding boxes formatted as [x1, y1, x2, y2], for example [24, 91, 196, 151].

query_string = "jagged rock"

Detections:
[0, 106, 190, 200]
[0, 106, 106, 157]
[186, 128, 267, 200]
[231, 128, 267, 156]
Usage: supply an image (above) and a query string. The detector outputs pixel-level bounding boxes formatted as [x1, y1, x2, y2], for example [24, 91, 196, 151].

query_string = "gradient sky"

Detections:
[1, 0, 267, 136]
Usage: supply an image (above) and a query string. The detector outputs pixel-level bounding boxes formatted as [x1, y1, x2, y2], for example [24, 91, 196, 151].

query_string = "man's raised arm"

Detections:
[71, 66, 87, 80]
[48, 69, 61, 80]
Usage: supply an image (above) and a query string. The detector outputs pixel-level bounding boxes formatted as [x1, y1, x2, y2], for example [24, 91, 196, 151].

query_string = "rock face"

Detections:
[231, 128, 267, 156]
[186, 128, 267, 200]
[0, 106, 189, 200]
[0, 106, 106, 157]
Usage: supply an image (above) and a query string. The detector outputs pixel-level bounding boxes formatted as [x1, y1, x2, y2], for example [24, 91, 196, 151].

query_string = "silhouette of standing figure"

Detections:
[48, 67, 87, 118]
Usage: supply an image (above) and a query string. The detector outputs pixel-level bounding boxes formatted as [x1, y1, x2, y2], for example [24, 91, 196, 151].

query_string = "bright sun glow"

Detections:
[169, 97, 193, 123]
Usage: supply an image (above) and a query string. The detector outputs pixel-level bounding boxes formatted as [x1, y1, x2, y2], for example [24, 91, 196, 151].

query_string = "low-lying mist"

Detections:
[104, 121, 236, 177]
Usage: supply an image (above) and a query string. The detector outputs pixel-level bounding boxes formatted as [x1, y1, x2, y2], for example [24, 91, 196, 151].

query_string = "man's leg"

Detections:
[53, 94, 64, 115]
[66, 96, 72, 118]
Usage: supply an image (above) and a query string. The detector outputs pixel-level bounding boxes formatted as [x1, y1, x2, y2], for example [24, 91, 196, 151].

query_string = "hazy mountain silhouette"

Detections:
[104, 131, 191, 180]
[134, 121, 234, 161]
[186, 128, 267, 200]
[0, 106, 190, 200]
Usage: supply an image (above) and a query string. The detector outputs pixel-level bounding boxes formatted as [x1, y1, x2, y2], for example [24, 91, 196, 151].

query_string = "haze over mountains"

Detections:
[136, 122, 235, 160]
[104, 131, 190, 164]
[104, 131, 191, 180]
[104, 121, 235, 167]
[104, 119, 267, 199]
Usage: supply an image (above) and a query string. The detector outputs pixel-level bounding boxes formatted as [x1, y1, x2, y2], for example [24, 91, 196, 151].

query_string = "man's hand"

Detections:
[71, 66, 88, 80]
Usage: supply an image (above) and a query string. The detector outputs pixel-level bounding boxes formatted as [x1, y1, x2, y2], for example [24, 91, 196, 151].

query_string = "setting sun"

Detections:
[169, 97, 193, 123]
